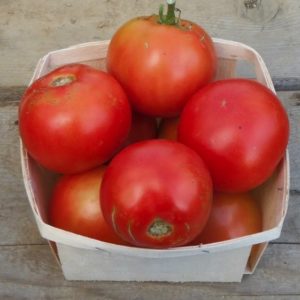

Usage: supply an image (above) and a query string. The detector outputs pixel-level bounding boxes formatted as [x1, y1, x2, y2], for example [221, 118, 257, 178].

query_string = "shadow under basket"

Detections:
[20, 38, 290, 282]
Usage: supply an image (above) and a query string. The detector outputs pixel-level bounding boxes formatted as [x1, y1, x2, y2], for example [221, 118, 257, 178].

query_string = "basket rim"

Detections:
[20, 38, 290, 259]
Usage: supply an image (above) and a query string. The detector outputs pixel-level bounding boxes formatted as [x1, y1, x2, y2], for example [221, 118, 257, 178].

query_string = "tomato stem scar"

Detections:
[147, 218, 173, 238]
[51, 75, 76, 87]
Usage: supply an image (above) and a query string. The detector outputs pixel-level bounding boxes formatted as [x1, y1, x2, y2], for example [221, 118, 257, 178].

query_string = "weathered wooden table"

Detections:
[1, 0, 299, 298]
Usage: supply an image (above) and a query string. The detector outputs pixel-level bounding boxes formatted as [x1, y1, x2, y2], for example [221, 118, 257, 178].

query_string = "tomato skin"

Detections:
[100, 140, 213, 248]
[107, 16, 216, 117]
[191, 192, 262, 244]
[158, 117, 179, 141]
[49, 166, 127, 245]
[179, 79, 289, 192]
[19, 64, 131, 174]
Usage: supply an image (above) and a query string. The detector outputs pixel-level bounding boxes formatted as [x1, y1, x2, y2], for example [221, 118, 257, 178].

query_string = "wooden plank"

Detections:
[0, 0, 300, 86]
[0, 91, 299, 246]
[273, 78, 300, 92]
[285, 91, 300, 191]
[0, 244, 299, 298]
[0, 87, 25, 104]
[0, 79, 298, 107]
[277, 81, 300, 246]
[0, 102, 45, 246]
[276, 193, 300, 244]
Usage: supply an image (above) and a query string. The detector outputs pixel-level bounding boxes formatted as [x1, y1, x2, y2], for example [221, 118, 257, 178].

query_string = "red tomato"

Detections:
[19, 63, 131, 174]
[100, 140, 213, 248]
[179, 79, 289, 192]
[49, 166, 128, 245]
[122, 112, 158, 147]
[158, 117, 179, 141]
[106, 3, 216, 117]
[191, 192, 262, 244]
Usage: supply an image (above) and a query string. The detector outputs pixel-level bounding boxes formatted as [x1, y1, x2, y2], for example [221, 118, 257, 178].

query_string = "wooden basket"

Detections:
[20, 38, 289, 282]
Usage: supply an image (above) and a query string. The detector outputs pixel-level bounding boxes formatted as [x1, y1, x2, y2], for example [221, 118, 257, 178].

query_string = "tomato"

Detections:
[19, 63, 131, 174]
[122, 112, 158, 147]
[191, 192, 262, 244]
[158, 117, 179, 141]
[49, 166, 128, 245]
[100, 139, 213, 248]
[178, 79, 289, 192]
[106, 2, 216, 117]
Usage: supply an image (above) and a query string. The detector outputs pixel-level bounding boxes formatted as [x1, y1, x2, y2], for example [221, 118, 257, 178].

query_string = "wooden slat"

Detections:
[0, 87, 25, 104]
[0, 102, 45, 246]
[0, 244, 299, 298]
[274, 78, 300, 92]
[0, 0, 300, 86]
[285, 91, 300, 191]
[276, 193, 300, 244]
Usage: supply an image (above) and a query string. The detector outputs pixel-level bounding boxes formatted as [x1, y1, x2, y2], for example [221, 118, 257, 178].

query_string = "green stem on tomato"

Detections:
[158, 0, 179, 25]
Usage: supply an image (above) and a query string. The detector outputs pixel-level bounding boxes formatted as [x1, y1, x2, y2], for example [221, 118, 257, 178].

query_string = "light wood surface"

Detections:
[1, 0, 300, 297]
[0, 0, 300, 86]
[0, 89, 299, 298]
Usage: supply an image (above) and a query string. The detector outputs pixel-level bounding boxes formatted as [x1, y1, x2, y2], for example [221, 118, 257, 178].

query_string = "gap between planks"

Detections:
[0, 77, 300, 104]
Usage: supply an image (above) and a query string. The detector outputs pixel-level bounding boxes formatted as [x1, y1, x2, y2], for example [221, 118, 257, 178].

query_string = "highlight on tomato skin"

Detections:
[100, 139, 213, 249]
[190, 192, 262, 245]
[48, 166, 128, 245]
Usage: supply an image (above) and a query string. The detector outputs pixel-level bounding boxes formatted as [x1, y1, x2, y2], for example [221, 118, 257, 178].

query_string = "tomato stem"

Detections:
[159, 0, 180, 25]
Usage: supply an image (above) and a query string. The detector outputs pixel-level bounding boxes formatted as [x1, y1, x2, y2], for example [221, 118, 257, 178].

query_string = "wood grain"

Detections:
[1, 0, 299, 294]
[0, 244, 299, 299]
[285, 91, 300, 191]
[277, 194, 300, 244]
[0, 0, 300, 86]
[0, 103, 45, 246]
[274, 78, 300, 92]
